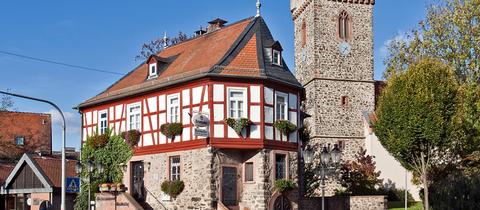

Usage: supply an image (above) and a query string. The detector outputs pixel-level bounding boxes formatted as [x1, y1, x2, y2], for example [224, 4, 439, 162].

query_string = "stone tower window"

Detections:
[338, 10, 350, 40]
[341, 96, 349, 106]
[301, 20, 307, 47]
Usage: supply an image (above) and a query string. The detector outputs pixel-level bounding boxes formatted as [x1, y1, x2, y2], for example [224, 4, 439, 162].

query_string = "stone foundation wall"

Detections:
[125, 147, 214, 210]
[302, 196, 387, 210]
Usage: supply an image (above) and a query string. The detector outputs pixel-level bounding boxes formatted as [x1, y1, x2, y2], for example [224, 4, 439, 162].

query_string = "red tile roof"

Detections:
[0, 164, 15, 184]
[32, 156, 77, 188]
[79, 17, 302, 108]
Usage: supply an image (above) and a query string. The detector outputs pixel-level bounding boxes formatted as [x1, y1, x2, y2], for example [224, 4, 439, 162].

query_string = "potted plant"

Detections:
[161, 180, 185, 199]
[225, 118, 251, 137]
[121, 130, 141, 147]
[109, 183, 117, 192]
[99, 183, 110, 192]
[160, 123, 183, 140]
[274, 179, 295, 195]
[274, 120, 297, 135]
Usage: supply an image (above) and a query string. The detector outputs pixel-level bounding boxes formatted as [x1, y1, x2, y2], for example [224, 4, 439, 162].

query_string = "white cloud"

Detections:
[379, 31, 409, 58]
[46, 109, 81, 134]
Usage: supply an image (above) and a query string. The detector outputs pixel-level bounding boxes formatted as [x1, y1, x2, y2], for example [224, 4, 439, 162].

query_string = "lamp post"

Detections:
[76, 161, 104, 210]
[0, 90, 67, 210]
[303, 144, 342, 210]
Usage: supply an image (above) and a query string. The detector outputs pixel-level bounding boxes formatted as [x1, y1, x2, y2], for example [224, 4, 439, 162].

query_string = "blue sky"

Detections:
[0, 0, 431, 151]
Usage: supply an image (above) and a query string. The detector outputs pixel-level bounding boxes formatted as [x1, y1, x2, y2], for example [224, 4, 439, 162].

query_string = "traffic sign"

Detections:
[66, 177, 80, 193]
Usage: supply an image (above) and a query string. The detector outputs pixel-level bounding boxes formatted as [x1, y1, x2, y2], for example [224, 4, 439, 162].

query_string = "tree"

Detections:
[336, 148, 383, 196]
[0, 89, 15, 111]
[384, 0, 480, 83]
[135, 31, 189, 61]
[74, 130, 133, 210]
[375, 58, 459, 210]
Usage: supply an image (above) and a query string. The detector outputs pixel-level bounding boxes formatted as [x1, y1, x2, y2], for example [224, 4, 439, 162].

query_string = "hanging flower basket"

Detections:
[160, 123, 183, 140]
[161, 180, 185, 199]
[225, 118, 251, 136]
[92, 133, 109, 149]
[274, 179, 295, 195]
[274, 120, 297, 135]
[121, 130, 141, 147]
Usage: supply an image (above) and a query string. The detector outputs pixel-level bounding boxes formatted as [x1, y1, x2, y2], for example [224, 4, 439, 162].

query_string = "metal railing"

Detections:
[144, 186, 168, 210]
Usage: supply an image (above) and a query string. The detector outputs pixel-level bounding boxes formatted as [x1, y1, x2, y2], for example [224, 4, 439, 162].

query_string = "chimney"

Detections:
[207, 18, 228, 33]
[194, 27, 207, 37]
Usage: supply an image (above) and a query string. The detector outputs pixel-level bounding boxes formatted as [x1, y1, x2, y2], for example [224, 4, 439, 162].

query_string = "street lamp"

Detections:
[303, 144, 342, 210]
[76, 161, 104, 210]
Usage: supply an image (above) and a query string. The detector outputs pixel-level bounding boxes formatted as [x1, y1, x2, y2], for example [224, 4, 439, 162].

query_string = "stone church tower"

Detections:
[290, 0, 376, 194]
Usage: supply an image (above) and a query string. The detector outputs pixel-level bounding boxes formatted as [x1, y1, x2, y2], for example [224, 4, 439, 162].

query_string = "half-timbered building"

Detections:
[78, 16, 304, 210]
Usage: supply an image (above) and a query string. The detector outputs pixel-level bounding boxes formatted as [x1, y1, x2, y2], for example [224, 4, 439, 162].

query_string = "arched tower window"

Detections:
[301, 20, 307, 47]
[338, 10, 350, 40]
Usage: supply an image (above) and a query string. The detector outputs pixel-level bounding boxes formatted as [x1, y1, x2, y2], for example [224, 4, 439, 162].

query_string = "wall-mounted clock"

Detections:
[338, 42, 351, 56]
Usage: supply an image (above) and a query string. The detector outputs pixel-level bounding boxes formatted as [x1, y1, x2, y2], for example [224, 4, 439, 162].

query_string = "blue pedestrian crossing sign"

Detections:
[66, 177, 80, 193]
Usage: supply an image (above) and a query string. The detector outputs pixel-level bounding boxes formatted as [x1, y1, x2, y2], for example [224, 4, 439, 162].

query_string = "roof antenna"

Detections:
[163, 31, 168, 48]
[256, 0, 261, 17]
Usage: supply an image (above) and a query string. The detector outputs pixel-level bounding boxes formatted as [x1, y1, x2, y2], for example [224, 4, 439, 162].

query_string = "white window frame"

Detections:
[272, 49, 282, 66]
[275, 92, 288, 120]
[167, 94, 180, 123]
[98, 110, 108, 134]
[127, 102, 141, 131]
[148, 63, 158, 79]
[170, 156, 181, 181]
[227, 87, 247, 119]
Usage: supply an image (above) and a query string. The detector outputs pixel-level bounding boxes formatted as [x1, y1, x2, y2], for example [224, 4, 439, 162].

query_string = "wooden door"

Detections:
[131, 161, 145, 202]
[221, 167, 237, 207]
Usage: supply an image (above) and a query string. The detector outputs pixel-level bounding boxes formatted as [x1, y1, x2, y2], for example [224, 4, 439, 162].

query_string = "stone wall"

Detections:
[292, 0, 375, 196]
[302, 196, 387, 210]
[123, 148, 299, 210]
[125, 148, 214, 210]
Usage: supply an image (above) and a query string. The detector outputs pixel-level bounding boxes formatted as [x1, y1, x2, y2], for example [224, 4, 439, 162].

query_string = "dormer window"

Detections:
[272, 50, 282, 66]
[148, 63, 158, 79]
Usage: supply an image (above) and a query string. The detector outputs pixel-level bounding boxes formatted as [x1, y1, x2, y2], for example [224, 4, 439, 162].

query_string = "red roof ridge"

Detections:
[0, 110, 51, 116]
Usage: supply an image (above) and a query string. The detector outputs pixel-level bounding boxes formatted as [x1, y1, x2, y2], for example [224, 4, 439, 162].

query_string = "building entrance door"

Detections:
[131, 161, 145, 203]
[221, 167, 237, 207]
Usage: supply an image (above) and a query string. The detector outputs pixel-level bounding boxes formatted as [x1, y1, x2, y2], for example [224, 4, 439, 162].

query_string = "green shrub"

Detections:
[160, 123, 183, 139]
[274, 120, 297, 135]
[274, 179, 295, 194]
[225, 118, 250, 135]
[161, 180, 185, 199]
[121, 130, 141, 147]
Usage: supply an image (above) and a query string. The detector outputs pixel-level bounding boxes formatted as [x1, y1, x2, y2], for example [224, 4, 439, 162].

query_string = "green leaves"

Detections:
[75, 131, 133, 210]
[376, 58, 458, 171]
[161, 180, 185, 199]
[274, 179, 296, 194]
[274, 120, 297, 135]
[160, 123, 183, 139]
[225, 118, 251, 136]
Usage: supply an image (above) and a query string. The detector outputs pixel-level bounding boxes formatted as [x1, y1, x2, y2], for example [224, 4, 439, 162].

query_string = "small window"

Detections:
[272, 50, 282, 66]
[42, 119, 47, 125]
[245, 162, 254, 182]
[15, 136, 25, 146]
[170, 156, 181, 181]
[127, 103, 141, 130]
[167, 94, 180, 123]
[275, 154, 286, 180]
[275, 93, 288, 120]
[148, 63, 158, 79]
[227, 88, 246, 118]
[98, 111, 108, 134]
[339, 11, 350, 40]
[341, 96, 349, 106]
